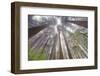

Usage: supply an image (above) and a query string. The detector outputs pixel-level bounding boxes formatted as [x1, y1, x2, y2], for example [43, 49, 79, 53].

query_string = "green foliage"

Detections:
[28, 48, 47, 60]
[71, 30, 88, 50]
